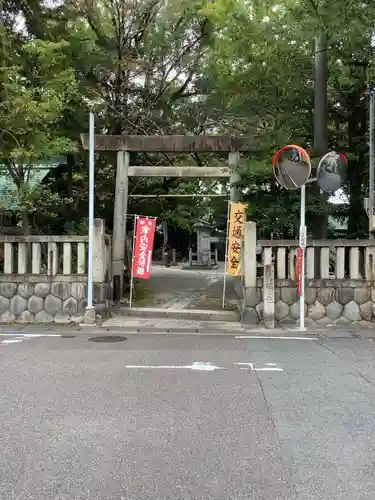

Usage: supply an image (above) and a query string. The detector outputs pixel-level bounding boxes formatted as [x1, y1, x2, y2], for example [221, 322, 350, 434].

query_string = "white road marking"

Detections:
[235, 362, 283, 372]
[126, 361, 284, 372]
[22, 334, 48, 338]
[254, 367, 284, 371]
[236, 362, 254, 369]
[0, 332, 62, 346]
[0, 333, 61, 337]
[235, 336, 315, 340]
[126, 361, 226, 371]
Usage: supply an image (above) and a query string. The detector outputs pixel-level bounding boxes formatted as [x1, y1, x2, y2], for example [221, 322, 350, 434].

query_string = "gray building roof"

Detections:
[0, 159, 62, 210]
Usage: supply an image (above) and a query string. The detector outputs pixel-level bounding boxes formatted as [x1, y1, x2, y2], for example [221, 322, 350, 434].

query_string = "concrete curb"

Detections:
[1, 322, 375, 339]
[0, 323, 317, 336]
[115, 307, 240, 322]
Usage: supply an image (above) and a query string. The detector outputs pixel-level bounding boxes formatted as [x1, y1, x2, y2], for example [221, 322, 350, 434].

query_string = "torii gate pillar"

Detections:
[112, 151, 129, 296]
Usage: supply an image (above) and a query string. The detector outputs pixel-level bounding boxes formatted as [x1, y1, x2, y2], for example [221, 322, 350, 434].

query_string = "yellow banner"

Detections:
[226, 202, 248, 276]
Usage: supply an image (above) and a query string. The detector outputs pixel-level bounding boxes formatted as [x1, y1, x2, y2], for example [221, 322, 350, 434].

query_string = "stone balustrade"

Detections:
[0, 236, 89, 276]
[0, 219, 112, 324]
[258, 239, 375, 280]
[242, 223, 375, 326]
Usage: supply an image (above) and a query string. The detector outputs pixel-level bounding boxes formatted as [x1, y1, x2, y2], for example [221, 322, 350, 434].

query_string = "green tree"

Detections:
[56, 0, 223, 237]
[0, 18, 79, 233]
[3, 0, 375, 241]
[200, 0, 375, 238]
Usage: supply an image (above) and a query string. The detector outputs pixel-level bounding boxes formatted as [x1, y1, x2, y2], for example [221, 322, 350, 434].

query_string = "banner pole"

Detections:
[129, 214, 137, 308]
[222, 201, 231, 309]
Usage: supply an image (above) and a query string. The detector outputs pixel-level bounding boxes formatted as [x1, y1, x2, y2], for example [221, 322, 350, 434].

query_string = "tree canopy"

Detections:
[0, 0, 374, 240]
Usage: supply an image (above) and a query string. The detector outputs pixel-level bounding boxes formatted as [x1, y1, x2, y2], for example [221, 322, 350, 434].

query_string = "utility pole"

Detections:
[0, 0, 4, 64]
[0, 0, 8, 101]
[369, 90, 375, 238]
[313, 32, 329, 238]
[314, 33, 328, 156]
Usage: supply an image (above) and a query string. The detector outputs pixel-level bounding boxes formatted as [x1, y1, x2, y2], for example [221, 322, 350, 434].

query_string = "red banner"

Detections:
[132, 217, 156, 279]
[297, 247, 303, 296]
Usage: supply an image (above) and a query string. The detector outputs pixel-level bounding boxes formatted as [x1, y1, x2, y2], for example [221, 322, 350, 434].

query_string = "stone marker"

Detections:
[263, 264, 275, 328]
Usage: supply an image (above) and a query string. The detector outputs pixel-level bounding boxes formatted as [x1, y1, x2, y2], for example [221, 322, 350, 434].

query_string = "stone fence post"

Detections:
[93, 218, 106, 283]
[241, 221, 261, 325]
[263, 248, 275, 328]
[243, 221, 257, 289]
[91, 218, 111, 318]
[172, 248, 177, 266]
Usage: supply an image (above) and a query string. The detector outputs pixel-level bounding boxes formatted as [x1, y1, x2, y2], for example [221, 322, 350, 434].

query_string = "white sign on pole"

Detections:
[299, 225, 307, 248]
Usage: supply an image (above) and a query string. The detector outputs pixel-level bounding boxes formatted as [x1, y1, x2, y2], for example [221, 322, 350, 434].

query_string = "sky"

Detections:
[329, 188, 348, 205]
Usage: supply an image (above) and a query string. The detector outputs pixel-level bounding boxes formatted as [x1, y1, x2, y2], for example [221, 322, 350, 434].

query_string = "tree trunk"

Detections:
[66, 153, 74, 198]
[18, 181, 31, 236]
[21, 209, 30, 236]
[347, 84, 368, 238]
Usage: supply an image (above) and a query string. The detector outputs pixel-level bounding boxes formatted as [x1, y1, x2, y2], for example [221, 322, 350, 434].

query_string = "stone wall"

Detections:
[243, 279, 375, 326]
[0, 279, 110, 324]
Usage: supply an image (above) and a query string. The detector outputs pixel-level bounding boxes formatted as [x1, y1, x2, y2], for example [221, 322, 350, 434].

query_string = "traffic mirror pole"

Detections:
[299, 183, 306, 331]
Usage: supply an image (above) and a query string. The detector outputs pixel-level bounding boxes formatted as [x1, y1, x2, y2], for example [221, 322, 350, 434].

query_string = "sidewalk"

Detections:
[1, 318, 375, 338]
[101, 316, 245, 334]
[99, 317, 375, 338]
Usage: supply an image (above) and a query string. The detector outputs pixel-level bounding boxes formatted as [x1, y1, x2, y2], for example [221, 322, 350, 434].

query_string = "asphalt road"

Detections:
[1, 331, 375, 499]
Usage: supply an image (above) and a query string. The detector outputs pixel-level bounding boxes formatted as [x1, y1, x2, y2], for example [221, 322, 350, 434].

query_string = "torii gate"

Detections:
[80, 134, 254, 299]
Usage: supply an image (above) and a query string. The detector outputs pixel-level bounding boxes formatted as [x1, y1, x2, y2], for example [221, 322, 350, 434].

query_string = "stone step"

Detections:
[113, 306, 240, 323]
